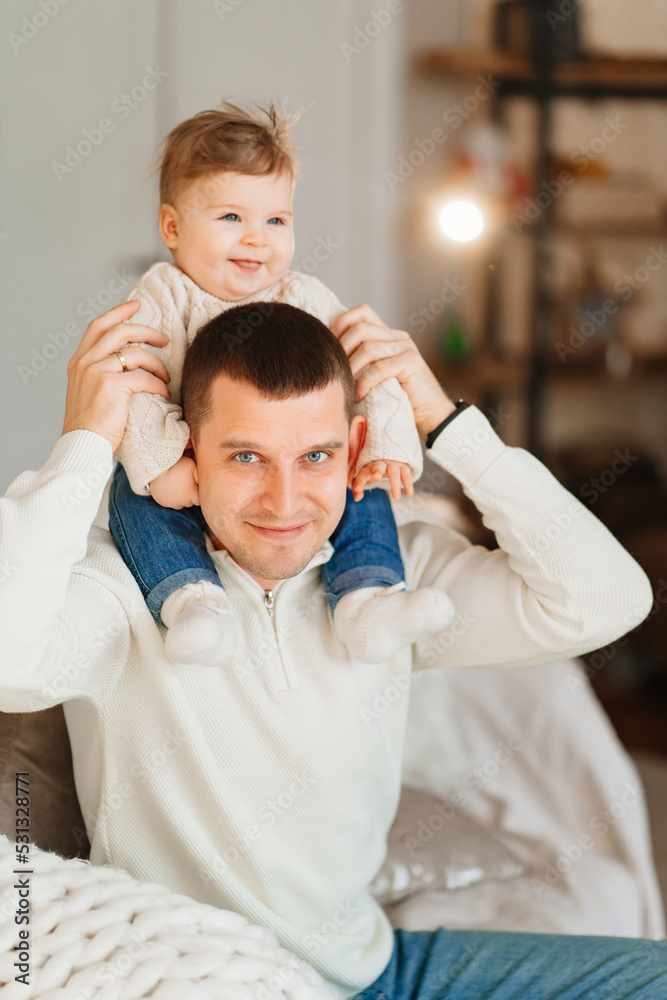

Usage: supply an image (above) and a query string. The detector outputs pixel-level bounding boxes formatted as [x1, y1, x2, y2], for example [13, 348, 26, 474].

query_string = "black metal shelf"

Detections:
[417, 36, 667, 460]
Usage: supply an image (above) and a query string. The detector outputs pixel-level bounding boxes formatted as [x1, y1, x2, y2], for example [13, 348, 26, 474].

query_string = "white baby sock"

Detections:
[332, 583, 455, 664]
[161, 581, 237, 667]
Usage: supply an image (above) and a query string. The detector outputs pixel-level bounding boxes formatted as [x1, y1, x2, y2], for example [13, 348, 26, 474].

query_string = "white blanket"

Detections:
[392, 655, 666, 941]
[0, 836, 337, 999]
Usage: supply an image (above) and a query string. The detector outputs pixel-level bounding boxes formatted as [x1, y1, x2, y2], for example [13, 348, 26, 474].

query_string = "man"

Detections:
[1, 299, 663, 999]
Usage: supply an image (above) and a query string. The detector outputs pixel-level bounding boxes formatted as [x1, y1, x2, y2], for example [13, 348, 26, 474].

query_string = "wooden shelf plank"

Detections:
[417, 50, 667, 94]
[418, 49, 535, 81]
[428, 354, 667, 393]
[545, 361, 667, 386]
[430, 356, 530, 395]
[550, 223, 667, 239]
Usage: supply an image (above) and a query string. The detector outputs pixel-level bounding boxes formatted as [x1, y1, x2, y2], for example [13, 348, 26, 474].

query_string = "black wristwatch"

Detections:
[425, 400, 470, 449]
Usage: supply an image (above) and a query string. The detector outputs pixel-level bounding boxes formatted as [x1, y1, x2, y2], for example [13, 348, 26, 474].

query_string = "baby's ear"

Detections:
[159, 203, 179, 249]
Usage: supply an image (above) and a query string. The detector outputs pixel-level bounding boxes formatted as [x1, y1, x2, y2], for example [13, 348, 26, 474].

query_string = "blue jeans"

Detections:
[352, 927, 667, 999]
[108, 463, 404, 627]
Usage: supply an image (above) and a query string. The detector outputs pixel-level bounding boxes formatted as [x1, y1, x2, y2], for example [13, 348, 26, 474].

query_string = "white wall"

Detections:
[1, 0, 406, 491]
[1, 0, 161, 490]
[400, 0, 472, 355]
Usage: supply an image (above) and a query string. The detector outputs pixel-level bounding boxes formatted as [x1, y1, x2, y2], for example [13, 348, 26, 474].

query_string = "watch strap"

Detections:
[425, 400, 470, 449]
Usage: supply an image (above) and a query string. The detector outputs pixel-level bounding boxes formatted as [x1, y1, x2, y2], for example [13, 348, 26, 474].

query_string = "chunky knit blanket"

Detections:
[0, 836, 338, 1000]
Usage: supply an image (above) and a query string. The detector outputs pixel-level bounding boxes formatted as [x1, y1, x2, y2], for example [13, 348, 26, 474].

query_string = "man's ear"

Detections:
[185, 436, 199, 483]
[159, 203, 179, 250]
[347, 415, 366, 485]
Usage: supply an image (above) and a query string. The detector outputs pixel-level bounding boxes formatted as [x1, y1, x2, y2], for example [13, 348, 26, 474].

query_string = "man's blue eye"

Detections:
[307, 452, 325, 463]
[237, 452, 255, 463]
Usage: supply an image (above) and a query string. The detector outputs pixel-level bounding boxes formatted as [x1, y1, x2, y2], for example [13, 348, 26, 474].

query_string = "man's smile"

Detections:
[246, 522, 309, 541]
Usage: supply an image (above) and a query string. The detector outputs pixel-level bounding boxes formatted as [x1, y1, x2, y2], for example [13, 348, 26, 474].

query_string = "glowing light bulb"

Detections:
[439, 200, 484, 242]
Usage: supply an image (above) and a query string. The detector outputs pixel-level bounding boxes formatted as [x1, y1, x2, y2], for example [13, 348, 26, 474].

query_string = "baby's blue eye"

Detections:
[268, 217, 283, 225]
[220, 213, 239, 221]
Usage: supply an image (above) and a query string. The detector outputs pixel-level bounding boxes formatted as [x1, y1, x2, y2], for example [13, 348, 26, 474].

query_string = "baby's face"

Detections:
[160, 170, 295, 301]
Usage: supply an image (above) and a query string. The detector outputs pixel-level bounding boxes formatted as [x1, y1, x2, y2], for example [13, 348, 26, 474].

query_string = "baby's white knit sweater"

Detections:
[114, 262, 423, 495]
[0, 406, 653, 996]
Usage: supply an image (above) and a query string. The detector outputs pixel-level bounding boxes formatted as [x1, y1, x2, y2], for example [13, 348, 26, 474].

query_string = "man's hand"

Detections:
[350, 460, 413, 502]
[149, 456, 200, 509]
[330, 304, 457, 439]
[61, 300, 171, 452]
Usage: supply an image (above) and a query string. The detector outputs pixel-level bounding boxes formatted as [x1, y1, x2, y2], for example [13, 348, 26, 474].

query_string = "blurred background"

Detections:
[1, 0, 666, 869]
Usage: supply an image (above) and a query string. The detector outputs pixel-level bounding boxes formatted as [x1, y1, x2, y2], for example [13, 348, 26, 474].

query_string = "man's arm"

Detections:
[0, 431, 130, 710]
[404, 404, 653, 669]
[331, 305, 654, 670]
[0, 303, 171, 710]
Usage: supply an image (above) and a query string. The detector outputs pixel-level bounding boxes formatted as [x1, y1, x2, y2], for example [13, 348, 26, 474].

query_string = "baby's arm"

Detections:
[282, 273, 423, 499]
[352, 377, 423, 490]
[113, 269, 192, 497]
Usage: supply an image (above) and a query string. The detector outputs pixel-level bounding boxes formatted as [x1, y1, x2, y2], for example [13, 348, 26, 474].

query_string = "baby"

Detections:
[108, 100, 455, 667]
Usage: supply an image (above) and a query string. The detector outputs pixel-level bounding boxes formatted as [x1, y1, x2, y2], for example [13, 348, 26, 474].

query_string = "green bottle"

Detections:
[438, 313, 475, 365]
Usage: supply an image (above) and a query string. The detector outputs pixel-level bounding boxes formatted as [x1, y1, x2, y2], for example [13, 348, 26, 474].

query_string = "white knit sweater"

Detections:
[114, 262, 423, 495]
[0, 406, 653, 997]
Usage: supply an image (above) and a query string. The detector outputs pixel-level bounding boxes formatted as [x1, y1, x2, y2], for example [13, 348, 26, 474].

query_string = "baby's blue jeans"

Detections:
[351, 927, 666, 1000]
[108, 462, 404, 627]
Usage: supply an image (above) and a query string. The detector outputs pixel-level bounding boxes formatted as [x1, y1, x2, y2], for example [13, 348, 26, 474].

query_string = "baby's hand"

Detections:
[148, 455, 200, 509]
[350, 461, 414, 502]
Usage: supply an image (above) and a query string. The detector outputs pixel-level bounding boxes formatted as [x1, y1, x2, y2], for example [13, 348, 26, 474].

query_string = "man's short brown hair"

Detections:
[181, 302, 356, 443]
[155, 100, 301, 207]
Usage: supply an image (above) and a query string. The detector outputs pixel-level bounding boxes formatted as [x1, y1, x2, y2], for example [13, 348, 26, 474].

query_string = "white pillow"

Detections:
[372, 786, 527, 906]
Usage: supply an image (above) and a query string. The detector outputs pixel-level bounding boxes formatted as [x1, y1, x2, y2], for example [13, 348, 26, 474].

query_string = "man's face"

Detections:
[160, 170, 295, 302]
[192, 375, 365, 589]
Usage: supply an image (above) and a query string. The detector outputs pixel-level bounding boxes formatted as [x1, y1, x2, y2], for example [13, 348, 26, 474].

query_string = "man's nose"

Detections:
[262, 466, 300, 520]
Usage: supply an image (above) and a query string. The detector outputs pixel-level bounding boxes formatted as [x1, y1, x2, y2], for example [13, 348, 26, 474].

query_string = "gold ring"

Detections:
[115, 349, 129, 373]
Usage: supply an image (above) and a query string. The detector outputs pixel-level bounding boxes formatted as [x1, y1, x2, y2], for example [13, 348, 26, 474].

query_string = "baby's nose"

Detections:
[242, 226, 267, 245]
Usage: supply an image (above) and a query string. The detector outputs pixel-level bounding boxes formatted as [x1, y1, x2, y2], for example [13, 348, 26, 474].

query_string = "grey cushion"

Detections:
[0, 706, 90, 859]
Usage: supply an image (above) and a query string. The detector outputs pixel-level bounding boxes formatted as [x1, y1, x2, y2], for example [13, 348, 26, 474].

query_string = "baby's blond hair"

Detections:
[154, 100, 301, 207]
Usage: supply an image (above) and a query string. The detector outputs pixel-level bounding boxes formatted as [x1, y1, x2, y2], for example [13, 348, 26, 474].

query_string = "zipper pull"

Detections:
[264, 590, 274, 618]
